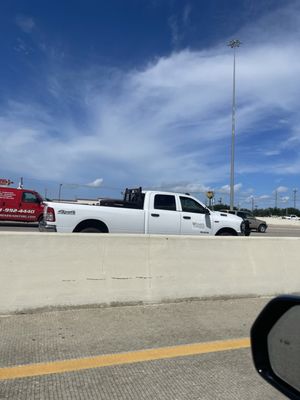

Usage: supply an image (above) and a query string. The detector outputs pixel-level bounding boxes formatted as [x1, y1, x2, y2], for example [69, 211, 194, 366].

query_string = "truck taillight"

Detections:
[45, 207, 56, 222]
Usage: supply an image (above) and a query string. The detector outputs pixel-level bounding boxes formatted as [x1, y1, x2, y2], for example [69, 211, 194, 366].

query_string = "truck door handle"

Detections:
[151, 213, 160, 217]
[183, 216, 191, 220]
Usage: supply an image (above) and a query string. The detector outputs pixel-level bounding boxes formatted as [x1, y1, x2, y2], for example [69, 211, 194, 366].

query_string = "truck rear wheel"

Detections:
[73, 219, 109, 233]
[80, 227, 103, 233]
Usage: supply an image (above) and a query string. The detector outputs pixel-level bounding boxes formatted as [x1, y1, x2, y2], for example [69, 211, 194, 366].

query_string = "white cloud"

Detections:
[15, 15, 35, 33]
[155, 182, 210, 194]
[219, 184, 243, 194]
[264, 150, 280, 156]
[14, 38, 33, 55]
[183, 4, 191, 26]
[244, 196, 254, 204]
[280, 196, 290, 203]
[85, 178, 103, 188]
[275, 186, 289, 193]
[168, 16, 181, 48]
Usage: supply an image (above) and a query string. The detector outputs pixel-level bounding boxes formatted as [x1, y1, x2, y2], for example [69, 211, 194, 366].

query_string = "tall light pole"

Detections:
[228, 39, 241, 210]
[58, 183, 63, 202]
[293, 188, 297, 209]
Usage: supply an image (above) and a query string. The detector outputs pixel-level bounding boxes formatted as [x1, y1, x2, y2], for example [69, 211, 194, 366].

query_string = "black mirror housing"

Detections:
[251, 295, 300, 400]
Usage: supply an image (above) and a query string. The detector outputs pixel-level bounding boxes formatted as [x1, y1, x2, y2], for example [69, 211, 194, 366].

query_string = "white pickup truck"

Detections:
[40, 188, 249, 236]
[282, 214, 299, 220]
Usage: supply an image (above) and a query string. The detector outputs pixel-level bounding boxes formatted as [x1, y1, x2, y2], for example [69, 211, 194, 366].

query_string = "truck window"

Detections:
[180, 196, 207, 214]
[22, 192, 40, 203]
[154, 195, 176, 211]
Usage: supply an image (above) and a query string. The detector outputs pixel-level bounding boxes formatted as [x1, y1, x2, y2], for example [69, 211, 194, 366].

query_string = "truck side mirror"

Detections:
[251, 296, 300, 399]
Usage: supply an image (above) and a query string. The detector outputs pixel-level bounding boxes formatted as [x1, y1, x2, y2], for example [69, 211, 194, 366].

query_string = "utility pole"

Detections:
[18, 177, 24, 189]
[228, 39, 241, 210]
[58, 184, 63, 202]
[293, 188, 297, 209]
[275, 190, 278, 209]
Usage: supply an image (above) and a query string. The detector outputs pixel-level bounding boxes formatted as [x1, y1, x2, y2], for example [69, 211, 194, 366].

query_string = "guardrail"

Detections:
[1, 232, 299, 313]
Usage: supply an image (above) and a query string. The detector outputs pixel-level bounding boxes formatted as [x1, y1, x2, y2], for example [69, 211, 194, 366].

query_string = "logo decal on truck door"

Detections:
[192, 222, 205, 229]
[58, 210, 76, 215]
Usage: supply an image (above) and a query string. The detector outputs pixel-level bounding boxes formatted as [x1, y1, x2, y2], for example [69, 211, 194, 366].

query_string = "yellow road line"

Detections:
[0, 337, 250, 381]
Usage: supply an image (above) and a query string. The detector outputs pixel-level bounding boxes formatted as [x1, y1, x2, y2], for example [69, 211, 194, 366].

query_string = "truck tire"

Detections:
[73, 220, 109, 233]
[80, 227, 104, 233]
[216, 229, 237, 236]
[258, 224, 267, 233]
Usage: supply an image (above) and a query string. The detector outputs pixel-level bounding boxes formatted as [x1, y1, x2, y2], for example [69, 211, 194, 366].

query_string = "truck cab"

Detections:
[0, 187, 44, 223]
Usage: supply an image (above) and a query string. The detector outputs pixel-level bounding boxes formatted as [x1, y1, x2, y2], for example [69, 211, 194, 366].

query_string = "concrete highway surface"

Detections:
[0, 218, 297, 399]
[0, 297, 286, 400]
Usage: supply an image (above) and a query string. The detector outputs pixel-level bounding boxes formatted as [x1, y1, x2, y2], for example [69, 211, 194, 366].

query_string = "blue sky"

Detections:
[1, 0, 300, 208]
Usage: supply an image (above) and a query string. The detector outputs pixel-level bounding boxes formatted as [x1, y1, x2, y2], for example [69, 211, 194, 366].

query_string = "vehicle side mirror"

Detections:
[205, 208, 210, 215]
[251, 296, 300, 399]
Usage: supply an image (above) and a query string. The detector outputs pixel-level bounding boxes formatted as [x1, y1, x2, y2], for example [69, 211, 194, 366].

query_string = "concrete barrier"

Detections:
[264, 217, 300, 226]
[1, 232, 300, 313]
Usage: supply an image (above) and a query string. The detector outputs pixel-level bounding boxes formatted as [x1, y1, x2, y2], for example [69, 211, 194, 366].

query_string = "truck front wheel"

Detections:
[216, 228, 237, 236]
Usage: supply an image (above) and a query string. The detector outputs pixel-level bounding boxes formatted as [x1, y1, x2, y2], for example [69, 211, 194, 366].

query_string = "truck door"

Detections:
[179, 196, 211, 235]
[147, 194, 180, 234]
[20, 191, 42, 222]
[0, 189, 19, 221]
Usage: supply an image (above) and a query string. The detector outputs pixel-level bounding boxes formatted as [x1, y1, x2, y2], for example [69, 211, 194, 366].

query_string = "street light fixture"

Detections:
[228, 39, 242, 210]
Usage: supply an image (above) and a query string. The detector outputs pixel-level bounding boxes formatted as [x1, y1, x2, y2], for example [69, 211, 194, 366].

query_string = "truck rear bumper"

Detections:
[39, 221, 57, 232]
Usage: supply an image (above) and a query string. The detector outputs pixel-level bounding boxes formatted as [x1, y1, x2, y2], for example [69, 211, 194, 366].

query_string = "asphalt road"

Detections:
[0, 297, 286, 400]
[0, 222, 39, 232]
[252, 224, 300, 237]
[1, 222, 300, 236]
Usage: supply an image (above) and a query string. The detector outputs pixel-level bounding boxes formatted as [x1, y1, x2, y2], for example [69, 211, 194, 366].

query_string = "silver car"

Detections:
[221, 210, 268, 233]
